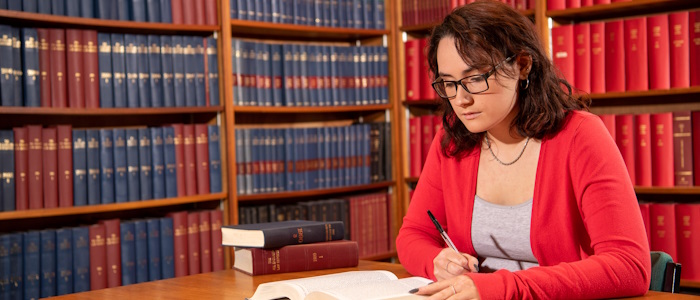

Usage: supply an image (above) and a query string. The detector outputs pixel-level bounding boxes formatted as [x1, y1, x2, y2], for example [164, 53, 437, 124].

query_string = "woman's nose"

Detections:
[452, 86, 473, 107]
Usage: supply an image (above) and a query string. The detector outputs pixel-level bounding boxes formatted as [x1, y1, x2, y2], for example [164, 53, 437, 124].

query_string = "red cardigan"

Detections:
[396, 111, 651, 299]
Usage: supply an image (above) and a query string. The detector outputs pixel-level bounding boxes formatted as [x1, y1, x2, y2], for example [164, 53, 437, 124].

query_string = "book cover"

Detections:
[72, 129, 87, 206]
[647, 14, 670, 90]
[234, 240, 359, 276]
[27, 126, 43, 209]
[148, 35, 163, 107]
[100, 219, 121, 287]
[650, 203, 677, 261]
[40, 229, 56, 297]
[551, 25, 575, 86]
[172, 36, 186, 107]
[65, 29, 85, 108]
[146, 0, 161, 22]
[675, 204, 700, 280]
[110, 33, 127, 108]
[8, 232, 22, 298]
[403, 39, 420, 101]
[72, 226, 90, 293]
[146, 218, 162, 281]
[86, 129, 101, 205]
[57, 125, 73, 207]
[669, 11, 690, 88]
[89, 223, 107, 290]
[49, 28, 67, 107]
[171, 0, 184, 23]
[151, 127, 165, 199]
[199, 211, 212, 273]
[166, 211, 189, 277]
[624, 17, 648, 92]
[605, 20, 625, 92]
[134, 220, 149, 283]
[13, 127, 28, 211]
[163, 126, 178, 198]
[0, 25, 14, 107]
[21, 27, 40, 107]
[0, 131, 14, 212]
[124, 34, 140, 108]
[195, 124, 210, 194]
[672, 111, 693, 186]
[222, 220, 345, 249]
[208, 125, 222, 193]
[634, 114, 651, 187]
[691, 11, 700, 86]
[650, 112, 674, 187]
[42, 127, 58, 208]
[23, 231, 40, 300]
[113, 128, 128, 203]
[161, 36, 175, 107]
[187, 212, 201, 275]
[183, 124, 197, 195]
[206, 37, 220, 106]
[37, 28, 51, 107]
[590, 22, 605, 94]
[210, 209, 224, 271]
[160, 217, 175, 279]
[573, 23, 591, 93]
[138, 128, 153, 200]
[614, 114, 635, 185]
[99, 129, 115, 204]
[120, 221, 137, 285]
[172, 124, 186, 196]
[137, 35, 151, 108]
[126, 129, 140, 201]
[409, 117, 421, 178]
[83, 30, 99, 108]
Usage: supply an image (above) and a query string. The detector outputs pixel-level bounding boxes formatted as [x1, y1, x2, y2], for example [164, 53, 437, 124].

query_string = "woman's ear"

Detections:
[517, 54, 532, 80]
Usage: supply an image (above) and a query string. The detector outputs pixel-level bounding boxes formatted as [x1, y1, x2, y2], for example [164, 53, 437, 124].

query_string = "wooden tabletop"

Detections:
[49, 260, 698, 299]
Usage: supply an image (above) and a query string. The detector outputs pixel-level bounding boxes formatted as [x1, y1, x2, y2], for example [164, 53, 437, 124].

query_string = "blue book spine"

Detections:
[72, 129, 87, 206]
[126, 129, 140, 201]
[291, 44, 301, 106]
[363, 0, 371, 29]
[133, 220, 148, 283]
[138, 128, 152, 200]
[159, 217, 174, 279]
[283, 128, 294, 191]
[65, 0, 79, 16]
[208, 125, 222, 193]
[322, 127, 331, 189]
[38, 0, 51, 13]
[322, 0, 330, 27]
[250, 128, 260, 194]
[95, 0, 112, 19]
[270, 0, 279, 23]
[160, 0, 171, 23]
[206, 37, 219, 106]
[55, 228, 73, 296]
[116, 0, 130, 20]
[137, 35, 151, 108]
[262, 0, 270, 22]
[163, 127, 177, 198]
[380, 46, 388, 103]
[79, 0, 94, 18]
[281, 44, 292, 106]
[8, 233, 22, 299]
[0, 25, 14, 107]
[359, 47, 368, 105]
[113, 128, 128, 203]
[316, 128, 325, 189]
[40, 229, 56, 298]
[251, 0, 260, 21]
[235, 129, 245, 195]
[171, 36, 185, 107]
[110, 33, 128, 108]
[51, 0, 65, 15]
[321, 46, 331, 106]
[150, 127, 165, 199]
[230, 0, 238, 19]
[375, 0, 384, 29]
[131, 0, 146, 22]
[239, 40, 250, 105]
[11, 27, 22, 107]
[147, 35, 163, 107]
[334, 126, 343, 187]
[23, 231, 41, 300]
[124, 34, 140, 108]
[193, 37, 206, 107]
[299, 44, 310, 106]
[160, 36, 175, 107]
[262, 43, 272, 106]
[296, 128, 306, 190]
[21, 28, 40, 107]
[0, 131, 15, 211]
[0, 235, 9, 300]
[146, 219, 161, 281]
[99, 129, 115, 204]
[231, 39, 243, 106]
[275, 129, 285, 192]
[145, 0, 161, 22]
[270, 44, 283, 106]
[183, 36, 196, 107]
[22, 0, 38, 12]
[308, 127, 318, 189]
[120, 221, 136, 285]
[243, 129, 253, 194]
[71, 226, 90, 293]
[86, 129, 101, 205]
[362, 123, 370, 184]
[98, 33, 114, 108]
[262, 129, 272, 193]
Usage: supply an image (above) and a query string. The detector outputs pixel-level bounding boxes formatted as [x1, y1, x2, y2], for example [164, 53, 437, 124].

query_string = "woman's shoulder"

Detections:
[547, 110, 608, 142]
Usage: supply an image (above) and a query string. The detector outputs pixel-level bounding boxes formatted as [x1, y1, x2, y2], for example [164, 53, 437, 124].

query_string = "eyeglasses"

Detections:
[431, 55, 516, 99]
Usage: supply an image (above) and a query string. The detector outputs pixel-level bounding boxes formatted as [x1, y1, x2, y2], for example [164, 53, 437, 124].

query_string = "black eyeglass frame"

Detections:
[431, 54, 517, 99]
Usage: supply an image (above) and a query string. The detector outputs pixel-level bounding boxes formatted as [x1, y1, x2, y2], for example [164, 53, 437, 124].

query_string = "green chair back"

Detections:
[649, 251, 681, 293]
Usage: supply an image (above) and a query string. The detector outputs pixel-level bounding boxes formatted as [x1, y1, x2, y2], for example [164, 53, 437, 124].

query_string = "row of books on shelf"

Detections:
[404, 37, 438, 101]
[401, 0, 533, 28]
[552, 11, 700, 95]
[0, 209, 223, 298]
[599, 112, 697, 187]
[408, 114, 441, 178]
[0, 26, 220, 108]
[229, 0, 385, 29]
[234, 122, 391, 195]
[548, 0, 641, 11]
[1, 0, 218, 25]
[232, 39, 388, 107]
[0, 123, 222, 212]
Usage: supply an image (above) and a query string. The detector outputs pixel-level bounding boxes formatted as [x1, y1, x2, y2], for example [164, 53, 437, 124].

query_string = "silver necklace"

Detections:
[484, 135, 531, 166]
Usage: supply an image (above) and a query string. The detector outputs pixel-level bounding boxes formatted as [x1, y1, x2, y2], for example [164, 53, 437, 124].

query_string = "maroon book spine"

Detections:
[634, 114, 652, 187]
[605, 20, 625, 92]
[83, 30, 100, 109]
[675, 204, 700, 280]
[167, 211, 189, 277]
[650, 203, 677, 261]
[647, 14, 670, 90]
[691, 11, 700, 86]
[624, 17, 648, 92]
[49, 29, 67, 108]
[183, 0, 196, 25]
[13, 127, 28, 210]
[198, 211, 212, 273]
[669, 11, 690, 89]
[573, 23, 591, 93]
[650, 112, 674, 187]
[694, 111, 700, 186]
[204, 0, 218, 25]
[409, 117, 421, 177]
[194, 0, 206, 25]
[42, 127, 58, 209]
[672, 111, 693, 186]
[37, 28, 51, 107]
[552, 25, 575, 86]
[187, 212, 201, 275]
[235, 240, 359, 276]
[590, 22, 605, 94]
[27, 125, 43, 209]
[210, 210, 224, 272]
[183, 124, 198, 196]
[171, 0, 185, 24]
[404, 39, 420, 101]
[65, 29, 85, 108]
[195, 124, 210, 195]
[172, 124, 187, 197]
[89, 223, 108, 290]
[100, 219, 122, 287]
[57, 125, 73, 207]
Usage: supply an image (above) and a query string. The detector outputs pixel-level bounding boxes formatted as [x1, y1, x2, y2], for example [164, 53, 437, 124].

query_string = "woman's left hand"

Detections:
[412, 274, 480, 300]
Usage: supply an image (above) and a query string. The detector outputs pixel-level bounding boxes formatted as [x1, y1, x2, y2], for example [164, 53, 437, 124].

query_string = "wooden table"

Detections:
[50, 260, 698, 299]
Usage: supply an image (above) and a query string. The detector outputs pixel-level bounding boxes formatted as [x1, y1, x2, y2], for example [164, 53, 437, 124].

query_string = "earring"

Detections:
[520, 78, 530, 89]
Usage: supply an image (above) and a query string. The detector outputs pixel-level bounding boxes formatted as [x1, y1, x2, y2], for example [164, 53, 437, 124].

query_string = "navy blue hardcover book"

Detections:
[21, 0, 37, 12]
[238, 0, 248, 20]
[85, 129, 101, 206]
[159, 217, 175, 279]
[160, 0, 171, 23]
[110, 33, 128, 108]
[138, 128, 153, 200]
[116, 0, 129, 20]
[321, 46, 332, 106]
[131, 0, 147, 22]
[241, 128, 252, 194]
[291, 44, 302, 106]
[124, 34, 140, 108]
[348, 47, 358, 105]
[295, 128, 306, 190]
[79, 0, 94, 18]
[0, 130, 15, 211]
[0, 235, 9, 299]
[8, 232, 22, 299]
[261, 0, 270, 22]
[99, 129, 115, 204]
[40, 229, 56, 298]
[72, 129, 87, 206]
[146, 218, 161, 281]
[182, 36, 196, 107]
[113, 128, 128, 203]
[95, 0, 115, 19]
[125, 129, 140, 201]
[240, 40, 251, 105]
[262, 43, 272, 106]
[250, 128, 259, 194]
[270, 44, 283, 106]
[171, 35, 186, 107]
[334, 126, 343, 187]
[359, 47, 368, 105]
[283, 128, 294, 192]
[208, 125, 222, 193]
[51, 0, 65, 15]
[275, 129, 286, 192]
[193, 37, 206, 107]
[145, 0, 161, 22]
[163, 126, 177, 198]
[11, 27, 22, 107]
[235, 129, 245, 195]
[160, 35, 175, 107]
[230, 0, 238, 20]
[329, 46, 339, 106]
[206, 37, 219, 106]
[97, 33, 114, 107]
[147, 35, 163, 107]
[375, 0, 384, 29]
[298, 44, 310, 106]
[252, 43, 263, 106]
[65, 0, 79, 16]
[363, 0, 372, 29]
[231, 39, 243, 105]
[362, 123, 370, 184]
[380, 46, 388, 103]
[71, 226, 90, 293]
[21, 28, 40, 107]
[137, 35, 151, 107]
[55, 228, 73, 296]
[38, 0, 51, 13]
[0, 25, 14, 107]
[133, 220, 149, 283]
[120, 221, 136, 285]
[282, 44, 293, 106]
[23, 231, 41, 300]
[150, 127, 165, 199]
[270, 0, 279, 23]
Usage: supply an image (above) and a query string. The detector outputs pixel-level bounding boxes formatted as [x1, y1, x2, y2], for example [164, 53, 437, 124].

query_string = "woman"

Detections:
[396, 1, 651, 299]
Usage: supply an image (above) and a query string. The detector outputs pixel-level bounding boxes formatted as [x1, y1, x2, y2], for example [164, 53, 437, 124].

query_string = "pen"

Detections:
[427, 210, 479, 272]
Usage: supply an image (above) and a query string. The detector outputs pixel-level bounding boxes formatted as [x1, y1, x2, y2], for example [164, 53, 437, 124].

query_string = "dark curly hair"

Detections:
[427, 0, 590, 158]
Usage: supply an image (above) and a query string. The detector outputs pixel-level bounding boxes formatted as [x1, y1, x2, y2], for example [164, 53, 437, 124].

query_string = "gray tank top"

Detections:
[471, 195, 539, 272]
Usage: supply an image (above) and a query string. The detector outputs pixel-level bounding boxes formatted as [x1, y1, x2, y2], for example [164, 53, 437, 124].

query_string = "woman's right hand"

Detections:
[433, 248, 480, 281]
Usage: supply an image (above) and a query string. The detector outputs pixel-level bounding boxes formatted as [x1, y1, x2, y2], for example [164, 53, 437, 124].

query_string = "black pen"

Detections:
[427, 210, 479, 272]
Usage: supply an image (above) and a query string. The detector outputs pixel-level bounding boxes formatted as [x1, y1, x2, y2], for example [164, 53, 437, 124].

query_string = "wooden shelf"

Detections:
[635, 186, 700, 195]
[237, 181, 395, 202]
[233, 104, 392, 114]
[0, 106, 223, 116]
[547, 0, 699, 23]
[0, 9, 219, 34]
[230, 19, 389, 41]
[402, 99, 441, 107]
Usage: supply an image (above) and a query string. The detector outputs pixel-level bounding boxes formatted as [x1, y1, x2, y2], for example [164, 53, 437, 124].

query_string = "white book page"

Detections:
[249, 270, 399, 300]
[305, 277, 433, 300]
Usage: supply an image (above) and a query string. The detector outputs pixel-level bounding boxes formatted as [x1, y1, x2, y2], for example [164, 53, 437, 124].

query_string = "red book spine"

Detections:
[650, 203, 677, 261]
[691, 11, 700, 86]
[100, 219, 122, 287]
[42, 127, 58, 209]
[548, 0, 565, 10]
[167, 211, 189, 277]
[594, 0, 610, 4]
[672, 111, 693, 186]
[669, 12, 690, 88]
[605, 20, 625, 92]
[418, 38, 435, 100]
[83, 30, 99, 109]
[634, 114, 652, 187]
[37, 29, 51, 107]
[647, 15, 670, 90]
[172, 124, 187, 197]
[27, 125, 43, 209]
[551, 25, 575, 85]
[694, 111, 700, 186]
[204, 0, 218, 25]
[567, 0, 580, 9]
[195, 124, 210, 195]
[624, 17, 648, 91]
[57, 125, 73, 207]
[404, 39, 420, 101]
[13, 127, 28, 210]
[210, 210, 224, 272]
[598, 114, 615, 141]
[187, 212, 201, 275]
[676, 204, 700, 280]
[581, 0, 592, 6]
[171, 0, 184, 24]
[640, 203, 651, 248]
[590, 22, 605, 94]
[198, 211, 212, 273]
[89, 223, 108, 290]
[650, 112, 674, 187]
[194, 0, 205, 25]
[409, 116, 422, 177]
[65, 29, 85, 108]
[235, 240, 359, 276]
[615, 114, 635, 185]
[420, 115, 434, 169]
[573, 23, 591, 93]
[49, 29, 67, 108]
[183, 0, 196, 25]
[183, 124, 198, 195]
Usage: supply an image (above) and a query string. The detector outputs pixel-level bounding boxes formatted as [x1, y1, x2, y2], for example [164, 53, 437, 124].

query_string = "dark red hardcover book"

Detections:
[691, 11, 700, 86]
[37, 28, 51, 107]
[198, 211, 212, 273]
[404, 39, 420, 101]
[551, 25, 574, 86]
[409, 116, 421, 177]
[567, 0, 580, 9]
[420, 115, 434, 169]
[42, 127, 58, 209]
[204, 0, 217, 25]
[647, 14, 670, 90]
[83, 30, 100, 109]
[166, 211, 189, 277]
[676, 204, 700, 280]
[65, 29, 85, 108]
[650, 112, 674, 187]
[548, 0, 565, 10]
[13, 127, 28, 210]
[594, 0, 610, 4]
[615, 114, 635, 185]
[183, 124, 197, 196]
[590, 22, 605, 94]
[605, 20, 625, 92]
[694, 111, 700, 186]
[634, 114, 651, 187]
[210, 210, 224, 272]
[187, 212, 201, 275]
[171, 0, 184, 24]
[100, 219, 122, 287]
[89, 223, 108, 290]
[598, 114, 615, 141]
[418, 37, 435, 100]
[194, 0, 205, 25]
[650, 203, 677, 261]
[573, 23, 591, 93]
[194, 124, 210, 195]
[672, 111, 693, 186]
[639, 203, 651, 248]
[49, 29, 67, 108]
[27, 125, 43, 209]
[183, 0, 196, 25]
[171, 124, 187, 197]
[233, 240, 359, 276]
[57, 125, 73, 207]
[669, 12, 690, 88]
[624, 17, 648, 92]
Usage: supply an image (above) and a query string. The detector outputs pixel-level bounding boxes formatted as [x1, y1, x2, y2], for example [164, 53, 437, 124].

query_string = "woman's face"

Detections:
[436, 37, 520, 134]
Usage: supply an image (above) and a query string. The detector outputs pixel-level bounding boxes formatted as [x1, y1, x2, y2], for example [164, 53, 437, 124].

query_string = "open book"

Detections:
[248, 270, 433, 300]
